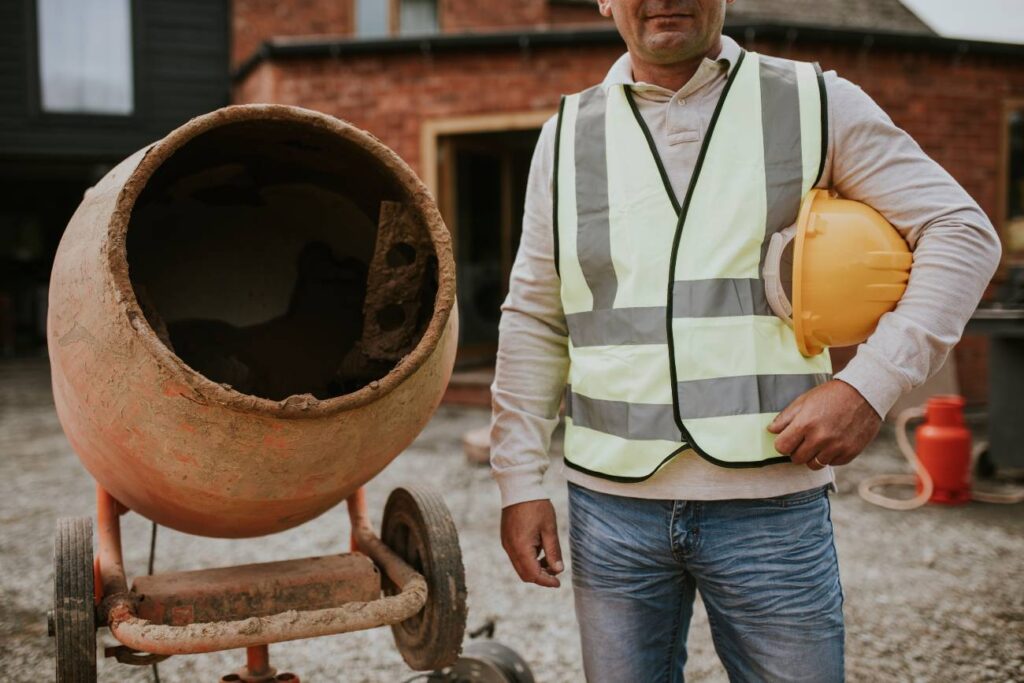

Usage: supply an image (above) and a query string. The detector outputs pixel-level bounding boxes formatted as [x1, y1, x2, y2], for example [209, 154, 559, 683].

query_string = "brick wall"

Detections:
[232, 0, 354, 67]
[233, 38, 1024, 403]
[549, 3, 611, 26]
[439, 0, 548, 32]
[231, 1, 609, 67]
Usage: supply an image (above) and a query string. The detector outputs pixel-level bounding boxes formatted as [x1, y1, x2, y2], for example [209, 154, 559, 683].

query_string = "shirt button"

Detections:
[677, 98, 686, 106]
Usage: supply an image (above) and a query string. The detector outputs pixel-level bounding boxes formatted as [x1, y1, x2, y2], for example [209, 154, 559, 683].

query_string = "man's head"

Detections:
[598, 0, 735, 66]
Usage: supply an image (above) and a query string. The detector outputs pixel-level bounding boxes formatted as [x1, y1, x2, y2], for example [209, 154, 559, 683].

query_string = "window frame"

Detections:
[24, 0, 144, 125]
[389, 0, 442, 36]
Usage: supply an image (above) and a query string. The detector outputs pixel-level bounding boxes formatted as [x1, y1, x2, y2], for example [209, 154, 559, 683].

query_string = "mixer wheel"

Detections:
[53, 517, 97, 682]
[443, 640, 536, 683]
[382, 486, 467, 671]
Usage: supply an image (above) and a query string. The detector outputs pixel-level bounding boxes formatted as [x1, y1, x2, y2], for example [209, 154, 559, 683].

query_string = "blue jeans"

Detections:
[568, 482, 844, 683]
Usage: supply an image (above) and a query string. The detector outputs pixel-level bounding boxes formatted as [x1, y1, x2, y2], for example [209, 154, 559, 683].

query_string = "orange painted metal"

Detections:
[130, 553, 381, 625]
[96, 484, 128, 602]
[346, 486, 368, 552]
[915, 395, 973, 505]
[246, 646, 271, 675]
[47, 105, 458, 538]
[98, 487, 428, 656]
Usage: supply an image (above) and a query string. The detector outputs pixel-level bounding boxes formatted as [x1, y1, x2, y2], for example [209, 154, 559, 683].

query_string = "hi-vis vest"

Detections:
[553, 50, 833, 481]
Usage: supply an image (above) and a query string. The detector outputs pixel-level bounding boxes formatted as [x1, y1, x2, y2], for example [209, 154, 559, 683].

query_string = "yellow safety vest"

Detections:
[553, 49, 833, 481]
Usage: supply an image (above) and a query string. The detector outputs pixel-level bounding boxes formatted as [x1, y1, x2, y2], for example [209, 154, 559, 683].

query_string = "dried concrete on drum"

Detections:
[1, 357, 1022, 682]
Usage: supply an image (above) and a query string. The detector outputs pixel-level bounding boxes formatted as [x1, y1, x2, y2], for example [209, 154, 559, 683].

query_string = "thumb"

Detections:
[541, 525, 564, 574]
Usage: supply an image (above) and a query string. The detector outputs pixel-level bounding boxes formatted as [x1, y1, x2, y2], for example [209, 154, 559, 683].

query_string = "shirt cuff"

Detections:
[833, 344, 909, 419]
[492, 466, 549, 509]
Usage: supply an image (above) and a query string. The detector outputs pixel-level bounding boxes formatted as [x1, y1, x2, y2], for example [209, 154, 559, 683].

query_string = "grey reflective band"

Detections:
[676, 373, 831, 420]
[566, 278, 775, 347]
[758, 55, 806, 269]
[566, 372, 830, 440]
[672, 278, 772, 318]
[574, 86, 617, 310]
[565, 386, 684, 442]
[566, 306, 667, 346]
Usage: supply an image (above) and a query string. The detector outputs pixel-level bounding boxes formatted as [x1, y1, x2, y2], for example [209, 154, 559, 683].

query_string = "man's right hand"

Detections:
[500, 498, 564, 588]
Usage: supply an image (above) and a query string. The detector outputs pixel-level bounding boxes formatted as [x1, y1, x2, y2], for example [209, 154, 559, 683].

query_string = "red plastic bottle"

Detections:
[915, 395, 972, 504]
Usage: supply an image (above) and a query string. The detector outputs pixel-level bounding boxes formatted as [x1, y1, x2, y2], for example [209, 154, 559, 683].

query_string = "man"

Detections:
[489, 1, 1001, 681]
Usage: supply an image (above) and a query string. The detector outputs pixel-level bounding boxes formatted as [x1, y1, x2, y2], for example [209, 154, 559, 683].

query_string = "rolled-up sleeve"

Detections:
[823, 74, 1002, 418]
[489, 114, 571, 508]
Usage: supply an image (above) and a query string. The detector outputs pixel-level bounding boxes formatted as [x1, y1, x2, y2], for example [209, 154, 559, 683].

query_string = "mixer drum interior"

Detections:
[126, 118, 439, 401]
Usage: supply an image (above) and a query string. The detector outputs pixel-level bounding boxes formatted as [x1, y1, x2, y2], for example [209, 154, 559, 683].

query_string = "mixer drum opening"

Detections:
[126, 118, 440, 402]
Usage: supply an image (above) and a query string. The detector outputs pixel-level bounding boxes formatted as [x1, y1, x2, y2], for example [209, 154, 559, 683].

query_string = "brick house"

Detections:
[231, 0, 1024, 407]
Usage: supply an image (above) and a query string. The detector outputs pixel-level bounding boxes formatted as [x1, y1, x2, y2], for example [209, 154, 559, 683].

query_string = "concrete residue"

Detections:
[359, 201, 438, 363]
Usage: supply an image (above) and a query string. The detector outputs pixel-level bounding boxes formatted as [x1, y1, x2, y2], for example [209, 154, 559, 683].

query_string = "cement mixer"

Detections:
[45, 104, 471, 681]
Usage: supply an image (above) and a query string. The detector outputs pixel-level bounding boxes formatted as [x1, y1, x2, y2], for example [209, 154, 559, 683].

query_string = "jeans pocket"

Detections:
[763, 484, 828, 508]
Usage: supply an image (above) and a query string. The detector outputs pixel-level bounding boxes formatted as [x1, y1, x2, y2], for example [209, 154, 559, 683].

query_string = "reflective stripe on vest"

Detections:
[554, 50, 833, 481]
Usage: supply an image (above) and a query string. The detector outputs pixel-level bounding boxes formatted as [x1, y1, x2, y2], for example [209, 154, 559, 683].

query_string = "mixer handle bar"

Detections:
[95, 487, 428, 656]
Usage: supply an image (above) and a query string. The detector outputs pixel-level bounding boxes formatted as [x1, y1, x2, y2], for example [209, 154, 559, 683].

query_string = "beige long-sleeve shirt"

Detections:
[489, 34, 1002, 508]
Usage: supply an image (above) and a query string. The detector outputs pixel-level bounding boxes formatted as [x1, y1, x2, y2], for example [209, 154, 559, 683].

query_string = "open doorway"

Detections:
[435, 127, 541, 367]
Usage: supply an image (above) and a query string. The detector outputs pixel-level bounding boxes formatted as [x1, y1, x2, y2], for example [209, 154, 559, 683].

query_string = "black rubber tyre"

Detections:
[381, 486, 467, 671]
[445, 640, 536, 683]
[53, 516, 97, 682]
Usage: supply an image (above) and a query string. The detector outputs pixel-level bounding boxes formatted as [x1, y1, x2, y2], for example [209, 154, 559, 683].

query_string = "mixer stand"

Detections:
[50, 484, 467, 681]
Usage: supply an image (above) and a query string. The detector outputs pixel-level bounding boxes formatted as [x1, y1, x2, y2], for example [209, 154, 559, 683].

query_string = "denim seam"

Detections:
[669, 500, 685, 564]
[825, 492, 846, 609]
[663, 579, 683, 683]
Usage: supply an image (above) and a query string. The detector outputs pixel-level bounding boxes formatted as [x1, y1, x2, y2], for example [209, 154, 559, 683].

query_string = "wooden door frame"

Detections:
[421, 111, 551, 364]
[420, 110, 554, 200]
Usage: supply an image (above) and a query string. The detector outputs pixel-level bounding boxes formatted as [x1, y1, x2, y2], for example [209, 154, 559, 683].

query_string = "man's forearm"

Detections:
[825, 75, 1002, 417]
[490, 302, 569, 507]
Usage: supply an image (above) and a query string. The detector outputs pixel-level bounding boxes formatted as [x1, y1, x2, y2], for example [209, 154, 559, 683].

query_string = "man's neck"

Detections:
[629, 36, 723, 92]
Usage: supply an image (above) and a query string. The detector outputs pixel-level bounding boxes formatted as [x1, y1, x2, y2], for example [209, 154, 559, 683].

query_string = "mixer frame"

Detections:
[52, 483, 467, 682]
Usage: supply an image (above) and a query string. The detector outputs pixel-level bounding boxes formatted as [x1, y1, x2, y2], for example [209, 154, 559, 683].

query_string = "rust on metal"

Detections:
[98, 485, 430, 656]
[47, 105, 459, 538]
[131, 554, 381, 625]
[359, 201, 437, 362]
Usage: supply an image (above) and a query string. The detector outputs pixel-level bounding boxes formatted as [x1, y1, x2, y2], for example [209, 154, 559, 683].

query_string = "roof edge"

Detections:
[233, 22, 1024, 83]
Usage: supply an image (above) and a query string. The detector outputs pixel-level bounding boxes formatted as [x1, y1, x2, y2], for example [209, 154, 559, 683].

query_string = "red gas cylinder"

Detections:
[915, 395, 972, 504]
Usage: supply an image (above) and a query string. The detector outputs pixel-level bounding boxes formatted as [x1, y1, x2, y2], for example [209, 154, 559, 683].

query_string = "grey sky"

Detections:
[900, 0, 1024, 44]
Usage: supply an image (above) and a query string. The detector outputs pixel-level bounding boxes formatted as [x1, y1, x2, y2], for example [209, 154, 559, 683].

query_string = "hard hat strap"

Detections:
[764, 224, 797, 325]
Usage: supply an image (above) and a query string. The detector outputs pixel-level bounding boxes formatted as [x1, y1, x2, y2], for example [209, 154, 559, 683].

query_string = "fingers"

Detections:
[791, 432, 822, 466]
[541, 525, 564, 575]
[512, 540, 560, 588]
[804, 448, 838, 470]
[828, 450, 859, 467]
[767, 400, 799, 434]
[771, 381, 880, 470]
[500, 501, 563, 588]
[772, 419, 805, 458]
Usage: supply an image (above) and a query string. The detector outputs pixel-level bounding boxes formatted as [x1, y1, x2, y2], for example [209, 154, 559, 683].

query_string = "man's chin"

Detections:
[642, 32, 701, 61]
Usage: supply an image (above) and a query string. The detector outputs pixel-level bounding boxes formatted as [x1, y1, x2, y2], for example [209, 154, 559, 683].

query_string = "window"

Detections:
[356, 0, 390, 37]
[1007, 105, 1024, 259]
[356, 0, 439, 37]
[399, 0, 439, 35]
[36, 0, 134, 115]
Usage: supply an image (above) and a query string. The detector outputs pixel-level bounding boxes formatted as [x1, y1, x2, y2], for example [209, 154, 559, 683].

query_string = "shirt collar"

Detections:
[601, 33, 742, 99]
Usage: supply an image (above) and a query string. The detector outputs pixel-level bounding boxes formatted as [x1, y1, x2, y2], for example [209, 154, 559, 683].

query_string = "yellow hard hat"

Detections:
[763, 189, 912, 357]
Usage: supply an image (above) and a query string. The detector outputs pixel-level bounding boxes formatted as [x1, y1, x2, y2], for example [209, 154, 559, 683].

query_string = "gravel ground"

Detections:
[1, 356, 1022, 682]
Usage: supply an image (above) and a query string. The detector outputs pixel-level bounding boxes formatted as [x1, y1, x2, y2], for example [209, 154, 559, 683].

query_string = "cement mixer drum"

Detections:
[46, 105, 458, 538]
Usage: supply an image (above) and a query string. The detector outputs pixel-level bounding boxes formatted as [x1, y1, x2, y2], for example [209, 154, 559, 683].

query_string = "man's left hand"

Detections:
[767, 379, 882, 470]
